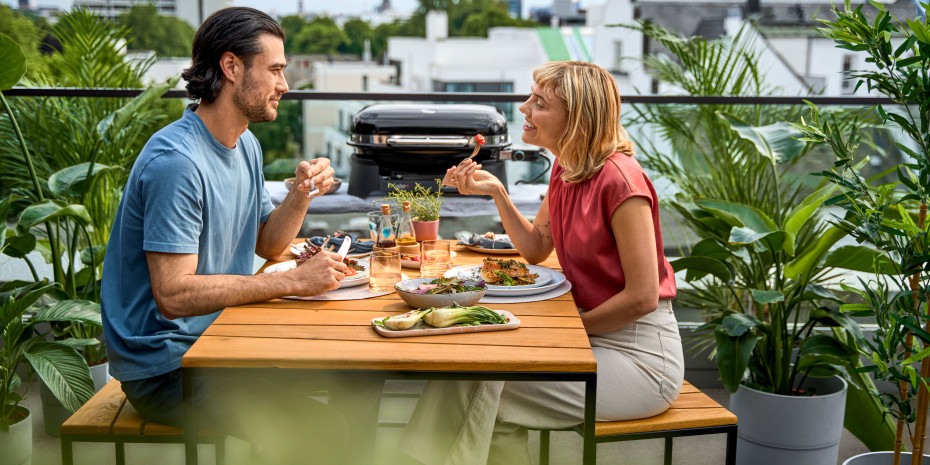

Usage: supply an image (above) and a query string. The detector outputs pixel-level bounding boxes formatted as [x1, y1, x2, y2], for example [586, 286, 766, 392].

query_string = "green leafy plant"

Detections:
[0, 278, 98, 432]
[377, 180, 445, 222]
[794, 0, 930, 461]
[622, 20, 896, 449]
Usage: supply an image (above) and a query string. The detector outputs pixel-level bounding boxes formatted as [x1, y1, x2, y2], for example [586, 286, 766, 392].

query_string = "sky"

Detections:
[4, 0, 565, 18]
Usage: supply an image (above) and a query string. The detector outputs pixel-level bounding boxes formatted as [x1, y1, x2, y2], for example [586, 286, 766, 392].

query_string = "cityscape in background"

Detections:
[5, 0, 927, 183]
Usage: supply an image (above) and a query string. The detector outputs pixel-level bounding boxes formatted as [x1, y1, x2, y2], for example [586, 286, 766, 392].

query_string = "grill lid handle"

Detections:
[386, 136, 470, 146]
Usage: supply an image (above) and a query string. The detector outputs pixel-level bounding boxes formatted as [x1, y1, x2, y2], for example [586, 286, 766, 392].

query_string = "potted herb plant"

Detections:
[794, 1, 930, 463]
[379, 180, 444, 241]
[623, 20, 895, 464]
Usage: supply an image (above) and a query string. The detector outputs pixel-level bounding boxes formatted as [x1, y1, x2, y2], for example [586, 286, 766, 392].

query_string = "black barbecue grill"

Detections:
[347, 103, 512, 198]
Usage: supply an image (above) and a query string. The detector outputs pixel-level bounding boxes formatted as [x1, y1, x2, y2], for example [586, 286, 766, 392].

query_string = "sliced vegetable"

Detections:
[423, 304, 508, 328]
[377, 309, 432, 330]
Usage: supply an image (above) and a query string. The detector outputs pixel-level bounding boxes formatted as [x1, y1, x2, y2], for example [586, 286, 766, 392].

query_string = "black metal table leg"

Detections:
[184, 369, 198, 465]
[539, 429, 550, 465]
[664, 436, 673, 465]
[726, 426, 738, 465]
[582, 373, 596, 465]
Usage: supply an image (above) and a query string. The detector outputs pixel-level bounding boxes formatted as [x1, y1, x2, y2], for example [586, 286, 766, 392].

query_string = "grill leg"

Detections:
[61, 437, 74, 465]
[664, 436, 673, 465]
[539, 430, 550, 465]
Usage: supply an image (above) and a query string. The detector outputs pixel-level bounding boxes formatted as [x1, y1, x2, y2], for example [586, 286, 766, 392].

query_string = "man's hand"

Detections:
[290, 250, 347, 295]
[294, 158, 336, 197]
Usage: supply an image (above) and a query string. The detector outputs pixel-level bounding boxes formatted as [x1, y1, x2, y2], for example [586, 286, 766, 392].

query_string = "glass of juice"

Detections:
[420, 241, 452, 278]
[369, 250, 402, 292]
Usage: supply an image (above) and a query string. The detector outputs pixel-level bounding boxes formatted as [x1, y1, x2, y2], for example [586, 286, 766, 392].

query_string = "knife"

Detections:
[336, 236, 352, 260]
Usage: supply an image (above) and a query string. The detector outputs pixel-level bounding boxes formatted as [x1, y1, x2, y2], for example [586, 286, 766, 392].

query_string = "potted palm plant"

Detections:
[794, 1, 930, 463]
[623, 20, 896, 464]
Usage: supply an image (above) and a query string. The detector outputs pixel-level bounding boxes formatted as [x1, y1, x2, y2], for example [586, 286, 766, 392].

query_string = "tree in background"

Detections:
[248, 100, 303, 172]
[413, 0, 540, 37]
[282, 15, 349, 55]
[341, 18, 374, 56]
[114, 3, 196, 57]
[0, 5, 54, 78]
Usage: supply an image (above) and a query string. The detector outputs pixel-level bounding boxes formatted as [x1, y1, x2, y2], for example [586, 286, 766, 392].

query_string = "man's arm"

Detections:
[147, 250, 346, 319]
[255, 158, 335, 260]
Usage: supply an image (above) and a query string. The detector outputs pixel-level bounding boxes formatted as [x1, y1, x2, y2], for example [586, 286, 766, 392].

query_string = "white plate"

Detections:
[462, 234, 519, 254]
[263, 259, 370, 288]
[443, 264, 553, 291]
[478, 269, 567, 296]
[372, 310, 520, 338]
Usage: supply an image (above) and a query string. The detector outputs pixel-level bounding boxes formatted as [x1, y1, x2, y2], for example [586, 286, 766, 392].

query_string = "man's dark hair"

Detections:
[181, 7, 285, 103]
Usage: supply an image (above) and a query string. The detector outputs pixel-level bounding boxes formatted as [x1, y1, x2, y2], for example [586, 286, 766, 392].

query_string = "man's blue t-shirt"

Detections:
[101, 106, 275, 382]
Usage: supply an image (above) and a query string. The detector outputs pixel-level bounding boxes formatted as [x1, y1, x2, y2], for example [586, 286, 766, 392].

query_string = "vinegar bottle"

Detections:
[396, 201, 417, 246]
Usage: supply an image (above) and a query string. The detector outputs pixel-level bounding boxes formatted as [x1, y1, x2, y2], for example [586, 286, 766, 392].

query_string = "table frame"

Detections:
[182, 241, 596, 464]
[183, 368, 596, 464]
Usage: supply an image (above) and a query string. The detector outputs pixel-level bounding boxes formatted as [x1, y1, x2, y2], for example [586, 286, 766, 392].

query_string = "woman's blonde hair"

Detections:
[532, 61, 634, 183]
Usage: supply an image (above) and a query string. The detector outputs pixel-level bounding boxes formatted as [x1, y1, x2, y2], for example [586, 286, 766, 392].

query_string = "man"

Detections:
[100, 8, 380, 464]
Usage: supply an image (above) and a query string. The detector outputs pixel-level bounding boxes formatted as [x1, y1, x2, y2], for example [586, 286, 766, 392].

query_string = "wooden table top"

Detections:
[182, 240, 596, 374]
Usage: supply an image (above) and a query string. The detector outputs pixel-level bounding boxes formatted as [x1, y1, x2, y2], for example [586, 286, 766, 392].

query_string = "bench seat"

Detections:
[540, 381, 738, 465]
[60, 379, 226, 465]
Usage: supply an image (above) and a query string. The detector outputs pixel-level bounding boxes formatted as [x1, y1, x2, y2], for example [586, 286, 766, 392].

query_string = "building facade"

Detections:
[73, 0, 232, 26]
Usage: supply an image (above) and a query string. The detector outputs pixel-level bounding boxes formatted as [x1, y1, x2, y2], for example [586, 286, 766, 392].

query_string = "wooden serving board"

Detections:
[372, 310, 520, 338]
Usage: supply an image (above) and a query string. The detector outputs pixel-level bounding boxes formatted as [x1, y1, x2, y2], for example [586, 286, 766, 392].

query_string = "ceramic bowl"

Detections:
[394, 278, 485, 309]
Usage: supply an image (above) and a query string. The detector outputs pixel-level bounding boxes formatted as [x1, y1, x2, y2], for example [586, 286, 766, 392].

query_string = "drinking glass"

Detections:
[369, 250, 402, 292]
[420, 241, 452, 278]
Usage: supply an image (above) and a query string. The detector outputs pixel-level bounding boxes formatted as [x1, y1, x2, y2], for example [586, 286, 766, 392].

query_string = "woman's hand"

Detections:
[442, 159, 504, 197]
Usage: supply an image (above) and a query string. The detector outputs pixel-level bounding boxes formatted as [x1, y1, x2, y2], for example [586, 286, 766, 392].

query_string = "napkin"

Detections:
[307, 234, 374, 254]
[457, 233, 515, 249]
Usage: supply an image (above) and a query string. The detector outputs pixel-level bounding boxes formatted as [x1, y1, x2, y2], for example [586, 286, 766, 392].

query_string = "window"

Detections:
[613, 40, 624, 72]
[841, 55, 853, 94]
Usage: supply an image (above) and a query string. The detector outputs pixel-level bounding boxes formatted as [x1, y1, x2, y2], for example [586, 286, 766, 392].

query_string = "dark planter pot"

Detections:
[0, 405, 31, 465]
[731, 376, 847, 465]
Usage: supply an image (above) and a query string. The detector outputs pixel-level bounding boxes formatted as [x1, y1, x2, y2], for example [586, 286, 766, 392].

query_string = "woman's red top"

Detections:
[548, 152, 677, 310]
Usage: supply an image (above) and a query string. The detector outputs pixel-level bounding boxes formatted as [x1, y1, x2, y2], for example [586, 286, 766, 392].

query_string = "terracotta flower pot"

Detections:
[412, 220, 439, 241]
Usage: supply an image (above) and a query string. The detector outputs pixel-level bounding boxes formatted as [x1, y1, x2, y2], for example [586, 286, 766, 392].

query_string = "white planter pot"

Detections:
[0, 405, 32, 465]
[844, 452, 930, 464]
[40, 361, 110, 437]
[731, 376, 847, 465]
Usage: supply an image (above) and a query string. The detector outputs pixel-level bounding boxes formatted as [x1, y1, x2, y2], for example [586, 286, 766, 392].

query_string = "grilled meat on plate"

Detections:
[480, 258, 538, 285]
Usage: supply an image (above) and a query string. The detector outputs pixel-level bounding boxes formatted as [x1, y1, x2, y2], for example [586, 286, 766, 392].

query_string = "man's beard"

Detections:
[233, 72, 278, 123]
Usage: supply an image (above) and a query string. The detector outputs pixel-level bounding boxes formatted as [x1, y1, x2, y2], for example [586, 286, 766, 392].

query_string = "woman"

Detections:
[399, 61, 684, 465]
